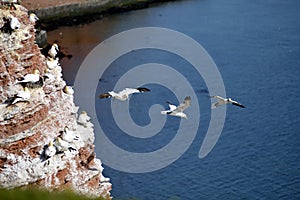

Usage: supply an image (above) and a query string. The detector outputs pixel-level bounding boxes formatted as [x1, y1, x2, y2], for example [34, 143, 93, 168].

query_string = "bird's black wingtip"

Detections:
[237, 103, 246, 108]
[232, 102, 246, 108]
[99, 93, 111, 99]
[137, 87, 150, 92]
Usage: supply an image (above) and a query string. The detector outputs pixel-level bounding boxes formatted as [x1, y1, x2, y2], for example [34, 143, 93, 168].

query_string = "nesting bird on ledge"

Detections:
[16, 69, 44, 89]
[16, 69, 40, 84]
[0, 14, 20, 33]
[11, 87, 30, 105]
[8, 14, 20, 30]
[77, 111, 90, 127]
[99, 87, 150, 101]
[54, 137, 76, 153]
[0, 0, 20, 10]
[29, 13, 39, 23]
[44, 141, 56, 159]
[62, 126, 79, 143]
[63, 86, 74, 95]
[48, 43, 59, 59]
[46, 57, 60, 69]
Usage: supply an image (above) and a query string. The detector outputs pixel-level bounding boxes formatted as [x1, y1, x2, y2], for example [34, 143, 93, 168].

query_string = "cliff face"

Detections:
[0, 4, 111, 199]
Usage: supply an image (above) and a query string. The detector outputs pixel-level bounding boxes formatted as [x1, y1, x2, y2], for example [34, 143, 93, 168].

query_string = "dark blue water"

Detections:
[48, 0, 300, 199]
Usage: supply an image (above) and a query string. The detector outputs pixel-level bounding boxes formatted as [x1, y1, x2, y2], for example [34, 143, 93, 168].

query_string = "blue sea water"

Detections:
[48, 0, 300, 199]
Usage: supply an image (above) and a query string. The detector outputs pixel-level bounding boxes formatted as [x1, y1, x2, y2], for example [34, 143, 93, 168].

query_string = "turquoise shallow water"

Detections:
[48, 0, 300, 199]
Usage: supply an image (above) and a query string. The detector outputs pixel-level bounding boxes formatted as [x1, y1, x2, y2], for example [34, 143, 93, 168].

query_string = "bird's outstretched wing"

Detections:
[117, 88, 137, 96]
[99, 87, 150, 99]
[231, 102, 245, 108]
[174, 96, 191, 112]
[210, 95, 225, 101]
[121, 87, 150, 95]
[137, 87, 150, 92]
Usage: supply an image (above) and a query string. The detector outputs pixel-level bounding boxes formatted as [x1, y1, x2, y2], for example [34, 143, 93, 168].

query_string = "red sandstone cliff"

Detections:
[0, 4, 111, 199]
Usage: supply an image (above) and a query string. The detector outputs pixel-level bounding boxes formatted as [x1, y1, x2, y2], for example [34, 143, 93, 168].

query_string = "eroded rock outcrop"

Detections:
[0, 4, 111, 199]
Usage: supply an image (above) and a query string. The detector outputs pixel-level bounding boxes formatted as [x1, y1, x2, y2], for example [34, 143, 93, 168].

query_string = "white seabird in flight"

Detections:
[161, 96, 191, 119]
[210, 96, 245, 108]
[11, 87, 30, 104]
[99, 87, 150, 101]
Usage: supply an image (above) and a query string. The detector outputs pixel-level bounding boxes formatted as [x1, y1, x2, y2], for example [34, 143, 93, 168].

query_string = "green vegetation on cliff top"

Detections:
[0, 188, 106, 200]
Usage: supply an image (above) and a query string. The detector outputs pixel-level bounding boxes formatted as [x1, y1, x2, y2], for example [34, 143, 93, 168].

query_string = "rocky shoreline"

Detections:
[22, 0, 177, 30]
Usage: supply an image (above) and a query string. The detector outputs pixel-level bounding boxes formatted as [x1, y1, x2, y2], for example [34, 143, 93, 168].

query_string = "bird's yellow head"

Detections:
[33, 69, 40, 75]
[24, 87, 29, 92]
[53, 43, 59, 51]
[30, 13, 37, 18]
[64, 126, 69, 132]
[47, 57, 54, 62]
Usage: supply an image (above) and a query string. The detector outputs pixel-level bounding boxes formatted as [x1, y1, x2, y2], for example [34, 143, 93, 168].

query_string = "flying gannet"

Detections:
[48, 43, 59, 58]
[11, 87, 30, 104]
[99, 87, 150, 101]
[29, 13, 39, 23]
[210, 96, 245, 108]
[161, 96, 191, 119]
[44, 141, 56, 159]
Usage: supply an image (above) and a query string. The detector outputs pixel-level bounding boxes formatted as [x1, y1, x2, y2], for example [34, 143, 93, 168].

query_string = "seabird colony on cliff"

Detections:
[43, 126, 80, 160]
[0, 6, 84, 164]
